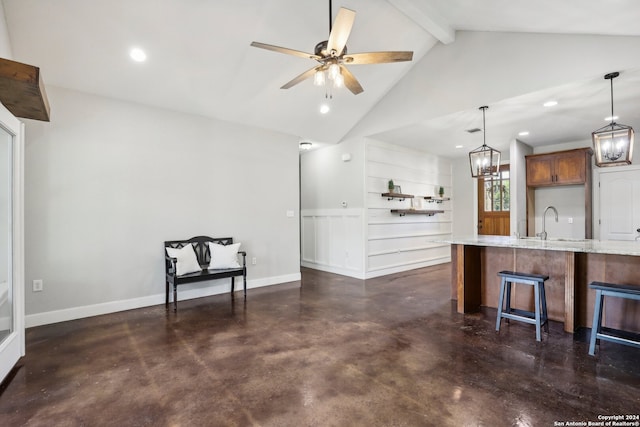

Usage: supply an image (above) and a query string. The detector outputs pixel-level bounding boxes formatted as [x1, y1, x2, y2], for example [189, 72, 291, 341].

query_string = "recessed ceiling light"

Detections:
[299, 141, 312, 150]
[130, 47, 147, 62]
[543, 100, 558, 107]
[518, 131, 530, 136]
[319, 104, 330, 114]
[455, 145, 463, 149]
[605, 116, 619, 121]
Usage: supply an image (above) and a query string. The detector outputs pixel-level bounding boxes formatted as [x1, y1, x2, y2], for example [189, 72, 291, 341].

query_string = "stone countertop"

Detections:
[439, 235, 640, 257]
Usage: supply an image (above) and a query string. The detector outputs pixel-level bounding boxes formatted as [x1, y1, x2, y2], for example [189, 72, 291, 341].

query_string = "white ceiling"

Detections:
[372, 69, 640, 158]
[3, 0, 640, 157]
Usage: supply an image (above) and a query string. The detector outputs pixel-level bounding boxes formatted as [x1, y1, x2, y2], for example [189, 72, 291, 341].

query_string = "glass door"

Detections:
[0, 102, 24, 384]
[477, 166, 510, 236]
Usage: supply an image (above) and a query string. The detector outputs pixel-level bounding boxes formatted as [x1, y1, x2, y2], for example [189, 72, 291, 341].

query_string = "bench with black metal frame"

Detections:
[164, 236, 247, 312]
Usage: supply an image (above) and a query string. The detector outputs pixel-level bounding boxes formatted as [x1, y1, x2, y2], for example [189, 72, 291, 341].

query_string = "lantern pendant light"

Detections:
[592, 72, 634, 167]
[469, 106, 501, 178]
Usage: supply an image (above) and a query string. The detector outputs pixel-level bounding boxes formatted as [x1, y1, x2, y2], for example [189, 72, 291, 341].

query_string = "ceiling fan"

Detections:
[250, 1, 413, 95]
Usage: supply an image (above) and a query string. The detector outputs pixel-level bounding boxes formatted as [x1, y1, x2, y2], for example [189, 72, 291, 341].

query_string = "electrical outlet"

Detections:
[252, 257, 257, 265]
[568, 217, 574, 224]
[33, 279, 43, 292]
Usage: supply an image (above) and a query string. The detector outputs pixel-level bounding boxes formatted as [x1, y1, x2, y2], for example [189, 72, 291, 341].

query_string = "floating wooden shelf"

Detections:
[424, 196, 450, 204]
[0, 58, 50, 121]
[391, 209, 444, 217]
[382, 192, 414, 201]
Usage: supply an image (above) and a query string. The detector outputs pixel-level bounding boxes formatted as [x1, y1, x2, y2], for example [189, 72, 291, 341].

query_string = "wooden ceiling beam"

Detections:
[0, 57, 50, 122]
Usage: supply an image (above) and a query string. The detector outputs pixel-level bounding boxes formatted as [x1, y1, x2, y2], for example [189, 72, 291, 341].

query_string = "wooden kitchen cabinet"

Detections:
[526, 148, 592, 187]
[525, 147, 593, 238]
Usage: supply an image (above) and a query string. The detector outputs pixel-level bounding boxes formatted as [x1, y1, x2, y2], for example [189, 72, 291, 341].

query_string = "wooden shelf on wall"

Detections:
[382, 192, 414, 201]
[391, 209, 444, 217]
[0, 58, 50, 121]
[424, 196, 450, 204]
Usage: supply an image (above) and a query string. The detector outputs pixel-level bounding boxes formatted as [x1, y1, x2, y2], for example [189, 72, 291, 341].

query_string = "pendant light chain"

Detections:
[609, 76, 614, 123]
[482, 106, 487, 146]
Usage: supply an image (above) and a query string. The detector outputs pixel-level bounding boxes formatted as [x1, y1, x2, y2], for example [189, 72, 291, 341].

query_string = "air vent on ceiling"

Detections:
[466, 128, 482, 133]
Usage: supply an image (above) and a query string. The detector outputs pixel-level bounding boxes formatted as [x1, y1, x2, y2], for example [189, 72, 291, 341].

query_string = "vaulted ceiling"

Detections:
[4, 0, 640, 158]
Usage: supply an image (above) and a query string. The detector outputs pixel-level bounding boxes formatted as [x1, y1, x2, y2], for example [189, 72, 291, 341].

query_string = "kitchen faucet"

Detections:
[536, 206, 558, 240]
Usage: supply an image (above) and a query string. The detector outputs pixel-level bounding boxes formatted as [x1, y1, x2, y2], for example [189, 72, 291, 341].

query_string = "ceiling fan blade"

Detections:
[327, 8, 355, 57]
[281, 66, 321, 89]
[250, 41, 320, 60]
[344, 51, 414, 65]
[340, 65, 363, 95]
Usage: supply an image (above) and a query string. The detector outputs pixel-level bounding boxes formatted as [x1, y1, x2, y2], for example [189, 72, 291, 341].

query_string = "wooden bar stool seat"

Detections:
[588, 281, 640, 356]
[496, 270, 549, 342]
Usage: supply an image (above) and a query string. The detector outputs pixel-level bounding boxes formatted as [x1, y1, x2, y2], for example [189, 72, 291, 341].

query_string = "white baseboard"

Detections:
[301, 257, 451, 280]
[300, 261, 366, 279]
[364, 257, 451, 279]
[25, 273, 301, 328]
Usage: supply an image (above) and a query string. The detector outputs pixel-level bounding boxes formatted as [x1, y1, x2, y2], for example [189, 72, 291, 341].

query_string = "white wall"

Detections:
[451, 156, 475, 236]
[533, 187, 586, 239]
[533, 140, 592, 155]
[300, 138, 365, 277]
[24, 86, 301, 326]
[0, 0, 13, 281]
[365, 139, 451, 277]
[510, 139, 533, 237]
[0, 2, 13, 59]
[300, 137, 364, 210]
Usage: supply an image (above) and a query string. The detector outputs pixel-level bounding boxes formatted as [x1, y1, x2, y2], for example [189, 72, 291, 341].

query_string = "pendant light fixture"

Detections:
[469, 106, 501, 178]
[592, 72, 634, 167]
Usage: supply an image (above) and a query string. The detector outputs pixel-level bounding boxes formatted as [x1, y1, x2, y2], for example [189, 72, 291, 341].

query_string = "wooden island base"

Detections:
[451, 243, 640, 334]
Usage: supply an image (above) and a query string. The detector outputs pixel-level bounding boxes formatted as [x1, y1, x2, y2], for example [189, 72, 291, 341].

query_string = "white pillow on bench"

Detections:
[208, 242, 241, 269]
[166, 244, 202, 276]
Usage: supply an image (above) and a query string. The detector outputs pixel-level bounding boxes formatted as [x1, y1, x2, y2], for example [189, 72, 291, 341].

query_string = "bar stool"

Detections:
[589, 281, 640, 356]
[496, 270, 549, 341]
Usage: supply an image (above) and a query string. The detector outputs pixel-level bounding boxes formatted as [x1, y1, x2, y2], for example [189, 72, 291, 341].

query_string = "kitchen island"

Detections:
[445, 236, 640, 333]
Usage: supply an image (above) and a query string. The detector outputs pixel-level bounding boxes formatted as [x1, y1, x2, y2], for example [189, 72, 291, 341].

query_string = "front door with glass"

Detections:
[477, 166, 510, 236]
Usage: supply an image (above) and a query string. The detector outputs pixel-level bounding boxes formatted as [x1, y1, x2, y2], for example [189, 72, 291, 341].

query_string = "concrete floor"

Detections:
[0, 264, 639, 426]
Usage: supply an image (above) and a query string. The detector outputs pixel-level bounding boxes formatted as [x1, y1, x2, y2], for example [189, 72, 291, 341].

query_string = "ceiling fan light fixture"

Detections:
[333, 72, 344, 88]
[313, 70, 326, 86]
[249, 1, 413, 96]
[328, 62, 340, 81]
[469, 106, 501, 178]
[592, 72, 634, 167]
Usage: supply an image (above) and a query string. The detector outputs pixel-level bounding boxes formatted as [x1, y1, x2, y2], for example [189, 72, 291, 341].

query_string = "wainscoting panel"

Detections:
[301, 209, 364, 278]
